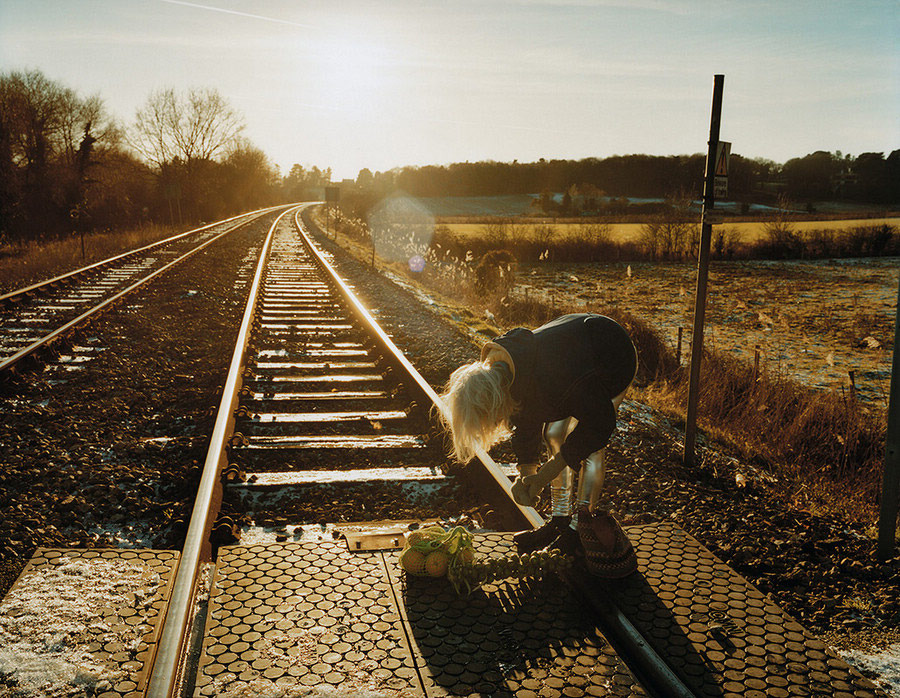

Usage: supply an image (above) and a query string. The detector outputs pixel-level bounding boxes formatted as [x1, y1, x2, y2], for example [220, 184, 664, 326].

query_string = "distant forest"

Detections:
[355, 150, 900, 208]
[2, 69, 897, 243]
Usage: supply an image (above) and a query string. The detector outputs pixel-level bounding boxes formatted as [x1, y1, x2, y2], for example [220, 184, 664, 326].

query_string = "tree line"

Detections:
[0, 70, 314, 243]
[3, 68, 896, 245]
[351, 149, 899, 213]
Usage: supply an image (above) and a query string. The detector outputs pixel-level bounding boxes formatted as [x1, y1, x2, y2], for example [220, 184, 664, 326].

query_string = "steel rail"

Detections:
[146, 207, 294, 698]
[296, 207, 543, 529]
[0, 206, 283, 305]
[299, 205, 693, 697]
[0, 209, 285, 374]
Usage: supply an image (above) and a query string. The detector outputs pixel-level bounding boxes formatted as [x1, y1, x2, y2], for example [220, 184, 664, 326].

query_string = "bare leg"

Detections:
[513, 417, 575, 553]
[571, 448, 605, 529]
[544, 418, 576, 517]
[570, 383, 630, 529]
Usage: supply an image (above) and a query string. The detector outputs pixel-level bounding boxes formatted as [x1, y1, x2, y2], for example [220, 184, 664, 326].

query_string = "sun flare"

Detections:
[313, 33, 393, 117]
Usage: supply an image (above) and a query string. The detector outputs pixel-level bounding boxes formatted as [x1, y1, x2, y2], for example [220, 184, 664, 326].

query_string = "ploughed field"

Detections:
[515, 256, 897, 405]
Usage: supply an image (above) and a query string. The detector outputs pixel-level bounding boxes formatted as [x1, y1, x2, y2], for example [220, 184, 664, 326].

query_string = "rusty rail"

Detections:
[296, 207, 543, 529]
[146, 207, 290, 698]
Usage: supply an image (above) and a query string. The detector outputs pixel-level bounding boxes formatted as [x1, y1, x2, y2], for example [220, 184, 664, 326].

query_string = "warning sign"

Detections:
[715, 141, 731, 176]
[714, 176, 728, 199]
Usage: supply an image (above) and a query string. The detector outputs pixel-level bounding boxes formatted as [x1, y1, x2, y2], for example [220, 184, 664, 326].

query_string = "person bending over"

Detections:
[438, 313, 637, 555]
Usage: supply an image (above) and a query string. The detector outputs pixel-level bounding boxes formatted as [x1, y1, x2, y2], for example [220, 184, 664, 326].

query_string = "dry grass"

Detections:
[644, 351, 886, 524]
[441, 217, 900, 250]
[316, 206, 890, 525]
[0, 225, 177, 294]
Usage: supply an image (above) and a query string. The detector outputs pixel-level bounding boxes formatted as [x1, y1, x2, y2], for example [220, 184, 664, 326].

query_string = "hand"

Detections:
[512, 475, 542, 507]
[511, 453, 568, 507]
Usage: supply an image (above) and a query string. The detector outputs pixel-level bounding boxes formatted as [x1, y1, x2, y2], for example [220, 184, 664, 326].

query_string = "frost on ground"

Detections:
[0, 554, 161, 696]
[841, 644, 900, 697]
[209, 678, 394, 698]
[204, 626, 414, 698]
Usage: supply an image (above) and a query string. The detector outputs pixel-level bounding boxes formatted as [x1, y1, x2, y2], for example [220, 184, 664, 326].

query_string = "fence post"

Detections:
[676, 327, 683, 366]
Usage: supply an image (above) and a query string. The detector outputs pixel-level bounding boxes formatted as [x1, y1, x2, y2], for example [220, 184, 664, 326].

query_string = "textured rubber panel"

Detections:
[0, 548, 178, 698]
[195, 541, 422, 696]
[196, 535, 643, 696]
[388, 532, 643, 697]
[601, 523, 886, 698]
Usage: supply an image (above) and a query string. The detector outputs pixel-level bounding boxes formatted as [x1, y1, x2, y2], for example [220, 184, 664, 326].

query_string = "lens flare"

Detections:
[367, 194, 435, 264]
[408, 255, 426, 272]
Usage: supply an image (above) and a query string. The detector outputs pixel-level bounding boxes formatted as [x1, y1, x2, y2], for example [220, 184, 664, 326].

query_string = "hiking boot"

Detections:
[576, 508, 637, 578]
[513, 515, 571, 553]
[548, 524, 582, 556]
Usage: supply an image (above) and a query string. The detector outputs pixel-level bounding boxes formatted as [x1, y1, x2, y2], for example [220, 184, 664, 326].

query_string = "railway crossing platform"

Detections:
[1, 524, 887, 697]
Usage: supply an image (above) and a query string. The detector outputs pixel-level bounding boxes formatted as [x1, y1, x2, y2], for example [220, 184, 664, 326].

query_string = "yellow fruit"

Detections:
[401, 548, 426, 575]
[424, 551, 449, 577]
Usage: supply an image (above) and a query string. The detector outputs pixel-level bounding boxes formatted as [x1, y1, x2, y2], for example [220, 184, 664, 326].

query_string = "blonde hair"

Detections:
[437, 360, 516, 463]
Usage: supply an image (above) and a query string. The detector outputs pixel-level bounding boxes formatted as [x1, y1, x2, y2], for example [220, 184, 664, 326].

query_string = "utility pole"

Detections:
[684, 74, 725, 467]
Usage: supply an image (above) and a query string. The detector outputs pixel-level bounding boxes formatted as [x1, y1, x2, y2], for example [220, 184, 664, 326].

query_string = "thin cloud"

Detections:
[153, 0, 319, 29]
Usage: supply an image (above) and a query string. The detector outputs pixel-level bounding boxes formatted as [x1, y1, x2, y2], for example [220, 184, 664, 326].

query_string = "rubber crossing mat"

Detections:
[570, 522, 886, 698]
[0, 548, 179, 698]
[195, 535, 643, 696]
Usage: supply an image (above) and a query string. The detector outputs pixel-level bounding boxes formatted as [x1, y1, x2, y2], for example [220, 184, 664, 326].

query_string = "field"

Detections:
[511, 257, 897, 406]
[442, 217, 900, 245]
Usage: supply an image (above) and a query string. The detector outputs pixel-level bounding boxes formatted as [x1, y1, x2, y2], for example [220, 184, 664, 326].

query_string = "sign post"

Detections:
[325, 186, 340, 239]
[684, 75, 725, 467]
[878, 270, 900, 560]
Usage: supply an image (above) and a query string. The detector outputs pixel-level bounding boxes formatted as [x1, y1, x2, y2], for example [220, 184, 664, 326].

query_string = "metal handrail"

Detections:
[295, 207, 543, 529]
[145, 207, 295, 698]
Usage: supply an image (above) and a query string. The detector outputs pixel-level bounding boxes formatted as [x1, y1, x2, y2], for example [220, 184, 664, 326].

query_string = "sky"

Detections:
[1, 0, 897, 180]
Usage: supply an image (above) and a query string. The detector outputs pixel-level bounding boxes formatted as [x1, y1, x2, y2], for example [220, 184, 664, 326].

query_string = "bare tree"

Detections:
[130, 87, 244, 167]
[0, 69, 120, 237]
[639, 192, 698, 260]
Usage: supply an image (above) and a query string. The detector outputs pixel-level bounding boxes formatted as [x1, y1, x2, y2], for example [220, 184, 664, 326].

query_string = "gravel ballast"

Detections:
[1, 209, 898, 693]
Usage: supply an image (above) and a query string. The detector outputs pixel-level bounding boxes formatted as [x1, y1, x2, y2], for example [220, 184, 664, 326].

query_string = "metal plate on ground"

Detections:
[592, 523, 885, 697]
[0, 548, 179, 698]
[197, 536, 642, 696]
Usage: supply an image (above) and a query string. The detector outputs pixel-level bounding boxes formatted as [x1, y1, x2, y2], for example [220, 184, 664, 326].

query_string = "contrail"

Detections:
[154, 0, 319, 29]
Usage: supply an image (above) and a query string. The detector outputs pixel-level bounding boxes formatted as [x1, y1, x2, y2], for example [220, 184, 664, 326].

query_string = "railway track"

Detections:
[0, 207, 283, 376]
[0, 204, 888, 697]
[146, 204, 544, 696]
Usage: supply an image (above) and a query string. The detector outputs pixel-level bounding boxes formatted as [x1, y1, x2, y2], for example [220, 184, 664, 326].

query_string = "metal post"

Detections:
[684, 74, 724, 467]
[877, 269, 900, 560]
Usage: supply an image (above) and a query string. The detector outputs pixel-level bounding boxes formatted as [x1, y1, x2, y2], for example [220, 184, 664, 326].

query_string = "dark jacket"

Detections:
[483, 313, 637, 470]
